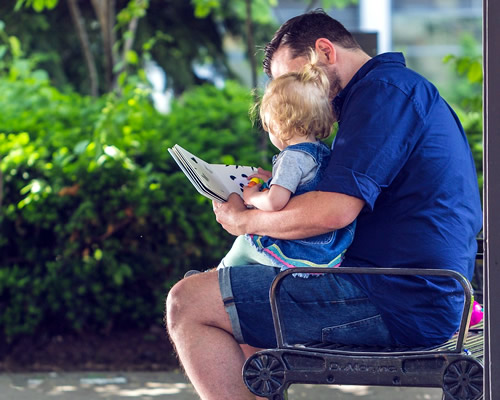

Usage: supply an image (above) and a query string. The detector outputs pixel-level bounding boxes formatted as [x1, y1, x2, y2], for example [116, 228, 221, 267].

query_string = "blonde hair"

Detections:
[258, 50, 334, 143]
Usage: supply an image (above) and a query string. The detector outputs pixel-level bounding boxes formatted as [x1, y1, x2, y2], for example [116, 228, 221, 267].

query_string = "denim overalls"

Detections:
[247, 141, 356, 270]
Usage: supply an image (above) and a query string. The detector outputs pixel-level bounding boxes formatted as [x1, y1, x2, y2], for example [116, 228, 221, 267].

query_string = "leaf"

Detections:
[118, 71, 127, 86]
[33, 0, 45, 12]
[8, 36, 22, 58]
[321, 0, 358, 9]
[46, 0, 59, 9]
[192, 0, 220, 18]
[74, 140, 90, 155]
[0, 45, 7, 60]
[14, 0, 27, 11]
[113, 60, 125, 73]
[467, 61, 482, 84]
[94, 248, 103, 260]
[457, 57, 470, 75]
[31, 69, 49, 81]
[125, 50, 139, 65]
[442, 54, 455, 64]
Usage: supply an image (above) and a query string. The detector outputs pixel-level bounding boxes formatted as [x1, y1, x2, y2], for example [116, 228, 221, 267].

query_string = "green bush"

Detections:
[443, 37, 483, 190]
[0, 63, 264, 339]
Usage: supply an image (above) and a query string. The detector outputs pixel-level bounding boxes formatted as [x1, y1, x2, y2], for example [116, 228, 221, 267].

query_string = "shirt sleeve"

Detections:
[317, 79, 425, 211]
[271, 150, 317, 194]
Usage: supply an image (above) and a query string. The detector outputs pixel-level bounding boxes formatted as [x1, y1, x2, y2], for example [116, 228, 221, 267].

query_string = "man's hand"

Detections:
[213, 193, 250, 236]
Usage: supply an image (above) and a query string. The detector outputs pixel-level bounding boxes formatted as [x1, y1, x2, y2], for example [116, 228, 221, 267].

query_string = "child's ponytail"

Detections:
[298, 50, 331, 98]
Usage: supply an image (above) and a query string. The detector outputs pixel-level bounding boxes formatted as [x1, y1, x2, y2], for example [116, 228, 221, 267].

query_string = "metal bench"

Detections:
[242, 249, 484, 400]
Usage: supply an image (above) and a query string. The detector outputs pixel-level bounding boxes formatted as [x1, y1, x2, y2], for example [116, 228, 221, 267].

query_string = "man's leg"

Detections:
[166, 269, 256, 400]
[241, 343, 261, 359]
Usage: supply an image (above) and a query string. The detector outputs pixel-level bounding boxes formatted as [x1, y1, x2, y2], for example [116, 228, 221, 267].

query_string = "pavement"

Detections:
[0, 370, 444, 400]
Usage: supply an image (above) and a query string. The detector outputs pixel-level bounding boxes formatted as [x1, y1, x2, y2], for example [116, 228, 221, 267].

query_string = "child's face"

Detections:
[268, 131, 286, 151]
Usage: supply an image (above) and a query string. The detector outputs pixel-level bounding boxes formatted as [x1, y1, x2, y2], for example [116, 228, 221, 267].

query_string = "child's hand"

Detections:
[242, 181, 262, 206]
[247, 177, 264, 188]
[249, 167, 272, 182]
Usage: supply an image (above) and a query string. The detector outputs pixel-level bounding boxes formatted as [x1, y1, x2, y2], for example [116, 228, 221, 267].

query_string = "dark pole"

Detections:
[483, 0, 500, 398]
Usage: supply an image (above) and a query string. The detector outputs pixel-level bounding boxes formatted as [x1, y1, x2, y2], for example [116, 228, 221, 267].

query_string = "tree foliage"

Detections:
[443, 34, 483, 189]
[3, 0, 359, 96]
[0, 32, 265, 340]
[1, 0, 230, 95]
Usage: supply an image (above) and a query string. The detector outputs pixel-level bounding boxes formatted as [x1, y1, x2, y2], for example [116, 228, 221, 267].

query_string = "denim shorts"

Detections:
[218, 265, 396, 349]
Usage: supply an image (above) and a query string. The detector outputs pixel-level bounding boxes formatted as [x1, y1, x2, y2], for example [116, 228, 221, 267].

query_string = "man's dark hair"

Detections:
[263, 9, 361, 78]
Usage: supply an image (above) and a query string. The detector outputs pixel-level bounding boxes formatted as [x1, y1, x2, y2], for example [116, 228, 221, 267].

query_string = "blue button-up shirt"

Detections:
[317, 52, 482, 346]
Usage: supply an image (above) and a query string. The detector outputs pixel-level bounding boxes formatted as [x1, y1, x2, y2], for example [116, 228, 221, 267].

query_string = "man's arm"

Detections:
[213, 190, 364, 239]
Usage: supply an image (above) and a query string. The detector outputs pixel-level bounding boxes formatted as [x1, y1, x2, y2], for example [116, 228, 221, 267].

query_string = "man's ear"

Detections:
[315, 38, 336, 65]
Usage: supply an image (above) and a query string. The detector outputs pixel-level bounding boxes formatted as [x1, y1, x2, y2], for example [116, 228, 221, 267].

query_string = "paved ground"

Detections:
[0, 370, 444, 400]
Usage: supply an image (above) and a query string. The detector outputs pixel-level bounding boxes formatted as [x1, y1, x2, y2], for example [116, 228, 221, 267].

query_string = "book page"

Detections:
[207, 163, 257, 197]
[169, 145, 257, 202]
[168, 147, 225, 202]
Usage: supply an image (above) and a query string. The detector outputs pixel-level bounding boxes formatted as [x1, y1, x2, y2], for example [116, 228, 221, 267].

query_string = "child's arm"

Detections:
[243, 183, 292, 211]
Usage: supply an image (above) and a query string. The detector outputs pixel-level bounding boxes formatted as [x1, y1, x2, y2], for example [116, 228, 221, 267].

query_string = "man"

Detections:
[166, 10, 482, 400]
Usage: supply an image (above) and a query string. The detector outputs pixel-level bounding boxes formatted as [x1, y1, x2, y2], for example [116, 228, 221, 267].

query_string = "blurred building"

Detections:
[255, 0, 482, 96]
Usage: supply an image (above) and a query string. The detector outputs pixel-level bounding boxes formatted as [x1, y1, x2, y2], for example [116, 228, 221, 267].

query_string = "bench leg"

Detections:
[243, 353, 290, 399]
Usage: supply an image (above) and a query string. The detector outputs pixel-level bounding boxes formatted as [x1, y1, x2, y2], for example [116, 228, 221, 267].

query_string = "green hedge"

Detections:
[0, 69, 265, 340]
[443, 51, 483, 190]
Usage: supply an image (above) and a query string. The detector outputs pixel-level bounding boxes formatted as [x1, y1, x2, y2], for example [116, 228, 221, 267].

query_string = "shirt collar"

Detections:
[332, 52, 406, 119]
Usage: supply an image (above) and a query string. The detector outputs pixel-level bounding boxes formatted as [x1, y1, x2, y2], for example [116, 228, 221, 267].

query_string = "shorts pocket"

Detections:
[321, 314, 394, 346]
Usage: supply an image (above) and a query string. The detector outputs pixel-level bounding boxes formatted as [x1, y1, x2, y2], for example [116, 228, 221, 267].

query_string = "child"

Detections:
[217, 51, 356, 272]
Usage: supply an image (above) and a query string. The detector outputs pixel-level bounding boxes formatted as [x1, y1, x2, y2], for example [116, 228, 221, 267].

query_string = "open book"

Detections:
[168, 144, 258, 202]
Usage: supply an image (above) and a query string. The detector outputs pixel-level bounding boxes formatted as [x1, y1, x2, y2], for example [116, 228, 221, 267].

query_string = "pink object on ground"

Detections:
[470, 300, 484, 326]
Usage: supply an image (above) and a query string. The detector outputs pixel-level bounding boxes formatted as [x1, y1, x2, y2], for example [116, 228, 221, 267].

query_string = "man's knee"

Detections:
[165, 270, 222, 335]
[166, 278, 190, 333]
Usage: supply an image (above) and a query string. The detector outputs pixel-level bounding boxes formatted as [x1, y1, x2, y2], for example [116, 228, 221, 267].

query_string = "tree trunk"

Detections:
[122, 15, 139, 61]
[245, 0, 257, 89]
[90, 0, 116, 91]
[245, 0, 267, 161]
[116, 2, 141, 86]
[66, 0, 99, 96]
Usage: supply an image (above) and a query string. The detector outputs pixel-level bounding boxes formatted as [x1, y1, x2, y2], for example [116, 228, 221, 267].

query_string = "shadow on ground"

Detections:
[1, 371, 443, 400]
